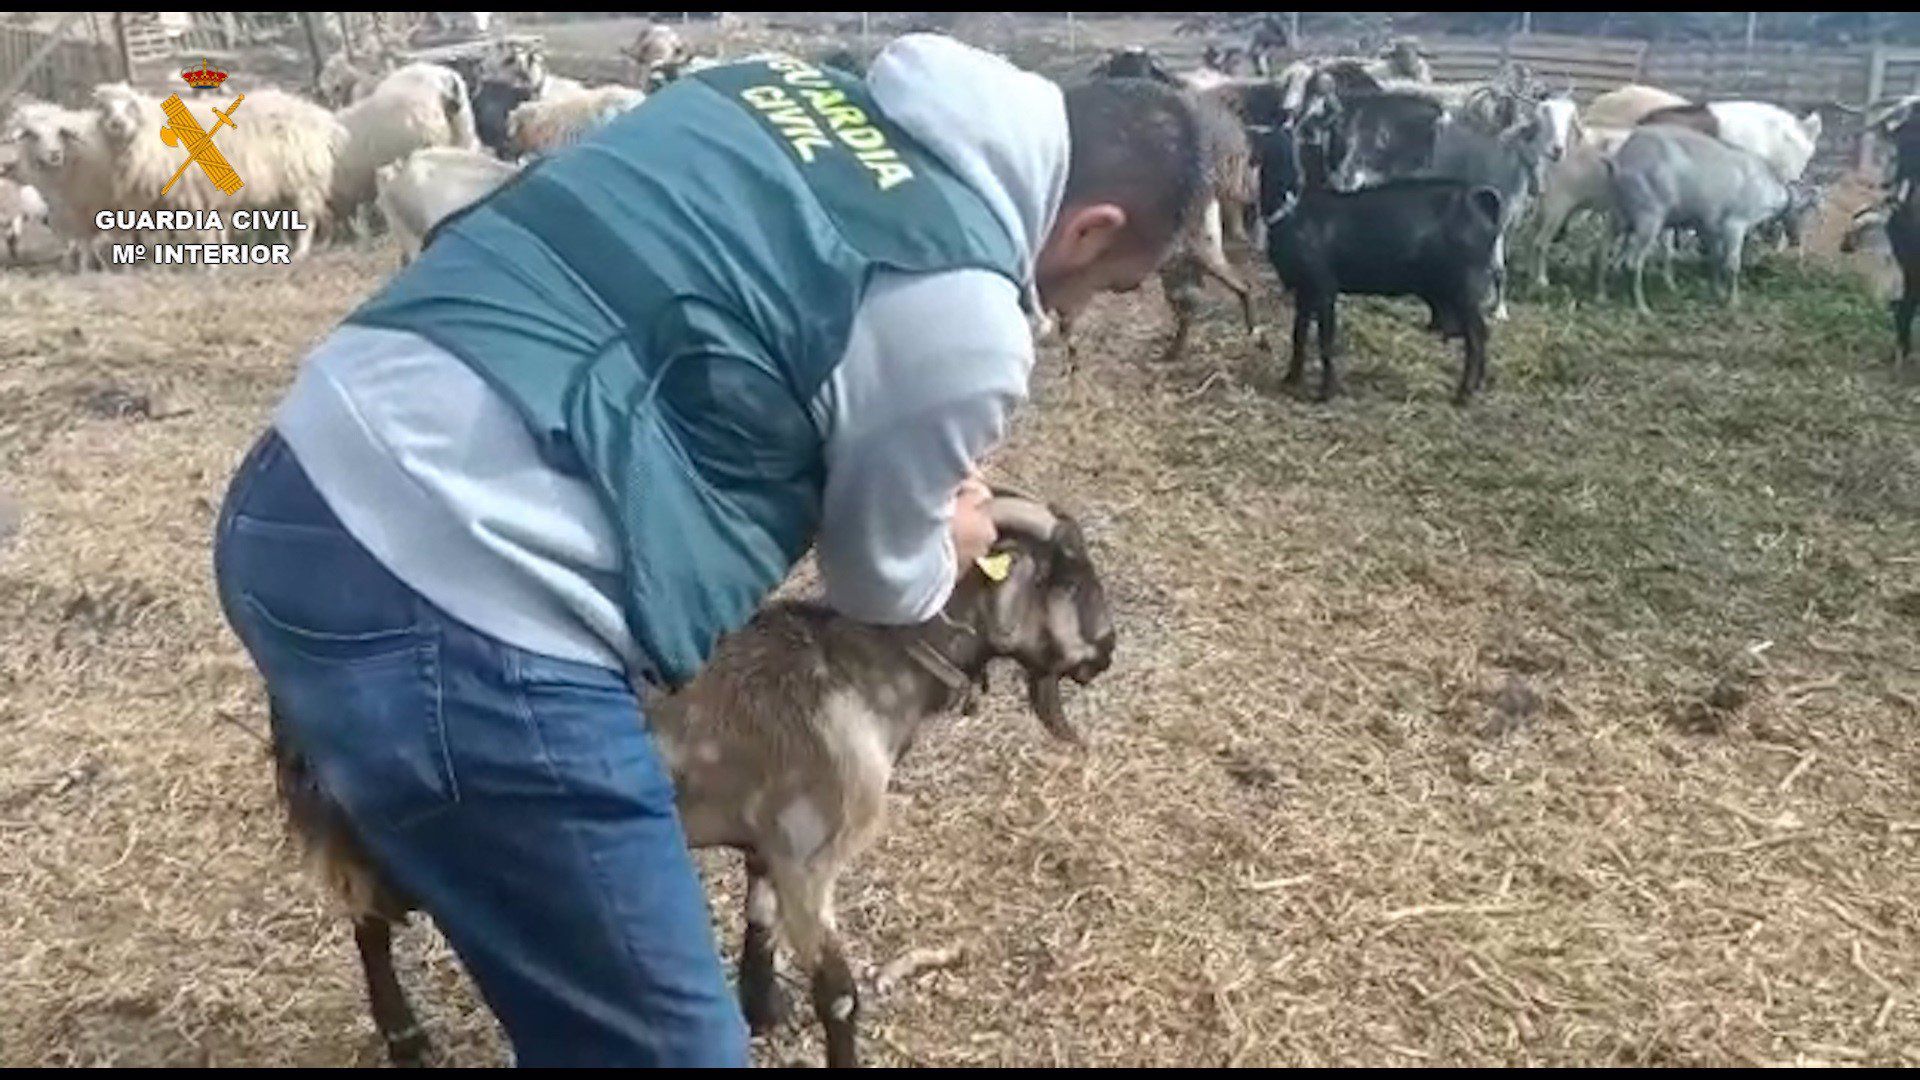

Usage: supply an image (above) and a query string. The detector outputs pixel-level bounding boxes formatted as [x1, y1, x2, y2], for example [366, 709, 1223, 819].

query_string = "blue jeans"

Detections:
[213, 432, 748, 1067]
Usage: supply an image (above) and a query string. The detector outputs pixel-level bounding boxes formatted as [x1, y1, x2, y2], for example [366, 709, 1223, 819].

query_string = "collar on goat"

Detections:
[1264, 190, 1300, 225]
[906, 636, 971, 697]
[906, 612, 987, 711]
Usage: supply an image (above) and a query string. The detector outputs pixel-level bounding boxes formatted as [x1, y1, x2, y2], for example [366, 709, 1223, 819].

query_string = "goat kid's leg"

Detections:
[1220, 195, 1248, 247]
[1894, 292, 1916, 368]
[770, 861, 860, 1068]
[291, 202, 317, 260]
[1721, 229, 1747, 309]
[738, 856, 788, 1034]
[1532, 194, 1575, 290]
[355, 917, 431, 1067]
[1456, 305, 1490, 405]
[1316, 297, 1341, 401]
[1622, 222, 1660, 316]
[1159, 262, 1199, 364]
[1285, 295, 1311, 388]
[1194, 240, 1258, 339]
[1489, 232, 1511, 321]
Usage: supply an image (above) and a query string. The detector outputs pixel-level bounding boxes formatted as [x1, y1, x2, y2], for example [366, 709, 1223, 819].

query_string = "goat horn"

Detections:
[987, 495, 1058, 540]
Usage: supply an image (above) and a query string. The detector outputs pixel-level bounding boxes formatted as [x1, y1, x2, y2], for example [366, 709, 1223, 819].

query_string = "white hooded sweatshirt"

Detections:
[272, 35, 1069, 673]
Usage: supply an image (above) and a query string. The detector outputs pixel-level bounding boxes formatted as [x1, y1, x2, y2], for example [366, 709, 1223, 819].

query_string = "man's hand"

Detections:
[951, 470, 997, 572]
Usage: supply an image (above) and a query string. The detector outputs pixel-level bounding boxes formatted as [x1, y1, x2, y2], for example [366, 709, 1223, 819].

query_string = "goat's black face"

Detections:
[964, 497, 1116, 743]
[1092, 48, 1176, 87]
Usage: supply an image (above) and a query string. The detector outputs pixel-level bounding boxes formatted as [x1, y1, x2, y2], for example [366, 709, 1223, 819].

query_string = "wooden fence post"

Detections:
[1861, 45, 1887, 173]
[112, 11, 131, 82]
[298, 12, 324, 82]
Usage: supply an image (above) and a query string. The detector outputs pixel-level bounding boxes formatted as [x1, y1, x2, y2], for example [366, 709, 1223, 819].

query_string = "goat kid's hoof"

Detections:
[737, 983, 791, 1022]
[384, 1027, 432, 1068]
[742, 983, 792, 1035]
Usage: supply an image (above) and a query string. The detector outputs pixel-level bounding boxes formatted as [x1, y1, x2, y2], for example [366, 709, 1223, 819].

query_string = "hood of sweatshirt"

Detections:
[867, 33, 1069, 310]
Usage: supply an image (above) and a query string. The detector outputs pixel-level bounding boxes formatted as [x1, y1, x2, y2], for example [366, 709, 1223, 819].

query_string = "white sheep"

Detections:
[505, 84, 646, 158]
[373, 146, 517, 261]
[331, 63, 480, 224]
[623, 22, 692, 89]
[92, 82, 222, 239]
[314, 53, 392, 108]
[224, 90, 346, 257]
[1583, 83, 1690, 130]
[2, 101, 116, 270]
[92, 83, 345, 258]
[1, 176, 50, 264]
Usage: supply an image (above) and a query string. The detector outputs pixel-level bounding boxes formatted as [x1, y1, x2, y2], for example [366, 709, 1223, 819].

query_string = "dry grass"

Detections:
[4, 224, 1920, 1066]
[5, 8, 1920, 1057]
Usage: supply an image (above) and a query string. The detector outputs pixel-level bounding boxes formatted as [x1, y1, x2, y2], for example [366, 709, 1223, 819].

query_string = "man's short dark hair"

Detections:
[1061, 78, 1205, 251]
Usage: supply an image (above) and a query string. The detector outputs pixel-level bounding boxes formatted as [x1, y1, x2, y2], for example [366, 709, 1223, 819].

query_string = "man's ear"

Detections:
[1046, 202, 1130, 269]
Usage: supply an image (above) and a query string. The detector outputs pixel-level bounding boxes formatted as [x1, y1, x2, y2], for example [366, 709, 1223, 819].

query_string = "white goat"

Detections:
[1652, 101, 1824, 182]
[1583, 84, 1690, 129]
[1, 176, 49, 264]
[332, 63, 480, 223]
[373, 146, 517, 261]
[1531, 124, 1635, 288]
[2, 101, 116, 270]
[505, 84, 646, 158]
[314, 53, 399, 109]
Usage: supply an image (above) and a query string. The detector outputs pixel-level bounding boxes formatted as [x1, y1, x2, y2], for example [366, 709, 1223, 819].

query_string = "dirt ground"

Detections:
[4, 10, 1920, 1067]
[3, 221, 1919, 1066]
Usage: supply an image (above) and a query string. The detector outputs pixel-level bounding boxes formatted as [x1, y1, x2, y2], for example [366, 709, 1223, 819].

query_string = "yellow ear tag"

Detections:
[976, 552, 1013, 582]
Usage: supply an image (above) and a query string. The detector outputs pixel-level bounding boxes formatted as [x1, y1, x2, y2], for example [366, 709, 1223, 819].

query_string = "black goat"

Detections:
[1258, 124, 1504, 403]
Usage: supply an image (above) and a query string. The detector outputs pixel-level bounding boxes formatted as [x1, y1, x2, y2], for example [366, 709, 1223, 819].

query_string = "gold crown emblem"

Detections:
[181, 59, 227, 90]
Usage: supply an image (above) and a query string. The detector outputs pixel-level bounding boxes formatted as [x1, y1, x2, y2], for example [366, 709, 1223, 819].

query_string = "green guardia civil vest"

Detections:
[348, 56, 1025, 687]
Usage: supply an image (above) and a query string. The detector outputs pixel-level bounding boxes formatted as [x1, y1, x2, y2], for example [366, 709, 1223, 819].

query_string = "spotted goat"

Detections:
[267, 490, 1116, 1067]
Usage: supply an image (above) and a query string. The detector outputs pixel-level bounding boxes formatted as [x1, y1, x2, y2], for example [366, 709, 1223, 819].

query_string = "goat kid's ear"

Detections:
[975, 550, 1015, 584]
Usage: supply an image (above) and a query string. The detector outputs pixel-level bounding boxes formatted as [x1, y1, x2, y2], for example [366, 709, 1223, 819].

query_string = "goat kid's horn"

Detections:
[1026, 669, 1083, 745]
[987, 494, 1058, 540]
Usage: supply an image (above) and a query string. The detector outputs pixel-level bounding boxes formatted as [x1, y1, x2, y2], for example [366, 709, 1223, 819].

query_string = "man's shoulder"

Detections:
[858, 267, 1034, 370]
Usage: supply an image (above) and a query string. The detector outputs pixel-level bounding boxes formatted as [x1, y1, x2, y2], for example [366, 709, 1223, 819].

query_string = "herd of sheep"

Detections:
[0, 25, 695, 271]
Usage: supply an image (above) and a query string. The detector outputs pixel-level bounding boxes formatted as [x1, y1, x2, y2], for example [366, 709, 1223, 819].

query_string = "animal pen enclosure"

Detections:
[4, 8, 1920, 1069]
[1157, 29, 1897, 180]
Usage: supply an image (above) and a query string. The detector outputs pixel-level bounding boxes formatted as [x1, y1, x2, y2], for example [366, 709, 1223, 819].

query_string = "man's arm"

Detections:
[813, 269, 1033, 624]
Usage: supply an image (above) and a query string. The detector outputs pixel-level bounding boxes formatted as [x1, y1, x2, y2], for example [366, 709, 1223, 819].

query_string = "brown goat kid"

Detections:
[1074, 50, 1259, 365]
[269, 493, 1116, 1068]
